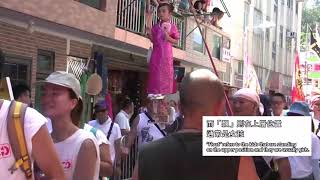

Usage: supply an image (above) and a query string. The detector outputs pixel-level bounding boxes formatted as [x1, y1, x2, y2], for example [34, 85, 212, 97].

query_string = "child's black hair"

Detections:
[157, 3, 174, 13]
[193, 0, 203, 10]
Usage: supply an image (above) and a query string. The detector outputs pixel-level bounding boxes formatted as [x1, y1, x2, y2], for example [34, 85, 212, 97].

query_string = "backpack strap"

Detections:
[90, 127, 98, 137]
[144, 112, 167, 137]
[7, 100, 32, 180]
[107, 122, 114, 140]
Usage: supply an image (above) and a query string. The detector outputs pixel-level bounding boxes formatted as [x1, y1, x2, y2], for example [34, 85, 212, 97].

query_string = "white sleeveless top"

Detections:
[0, 100, 47, 180]
[137, 113, 165, 149]
[54, 129, 100, 180]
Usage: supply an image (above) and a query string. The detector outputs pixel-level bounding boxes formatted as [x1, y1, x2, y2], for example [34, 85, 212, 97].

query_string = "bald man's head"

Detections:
[179, 69, 225, 115]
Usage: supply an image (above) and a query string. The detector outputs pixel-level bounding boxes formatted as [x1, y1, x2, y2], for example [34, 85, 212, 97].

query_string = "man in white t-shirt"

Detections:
[89, 100, 122, 163]
[0, 99, 65, 180]
[129, 94, 168, 150]
[115, 97, 134, 136]
[287, 102, 320, 180]
[83, 123, 113, 177]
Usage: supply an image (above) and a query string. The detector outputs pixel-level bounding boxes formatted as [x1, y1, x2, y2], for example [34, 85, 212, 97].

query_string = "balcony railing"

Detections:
[116, 0, 186, 49]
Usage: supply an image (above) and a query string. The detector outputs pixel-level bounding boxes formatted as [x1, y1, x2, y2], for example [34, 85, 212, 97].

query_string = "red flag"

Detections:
[291, 52, 305, 102]
[314, 64, 320, 71]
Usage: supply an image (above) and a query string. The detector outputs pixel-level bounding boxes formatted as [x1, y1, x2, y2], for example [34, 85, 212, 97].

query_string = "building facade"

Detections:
[215, 0, 303, 98]
[0, 0, 234, 112]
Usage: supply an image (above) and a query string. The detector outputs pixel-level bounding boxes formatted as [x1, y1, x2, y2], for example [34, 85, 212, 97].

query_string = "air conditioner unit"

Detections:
[287, 32, 296, 38]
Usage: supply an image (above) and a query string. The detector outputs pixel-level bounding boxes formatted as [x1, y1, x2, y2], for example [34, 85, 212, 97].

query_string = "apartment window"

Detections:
[287, 0, 291, 8]
[78, 0, 106, 11]
[273, 6, 278, 42]
[255, 0, 262, 10]
[193, 27, 204, 53]
[35, 50, 55, 110]
[1, 55, 31, 86]
[238, 61, 244, 75]
[253, 9, 263, 65]
[286, 29, 292, 50]
[266, 28, 270, 41]
[243, 2, 250, 31]
[37, 50, 55, 79]
[295, 2, 298, 14]
[253, 9, 263, 28]
[266, 16, 271, 41]
[280, 26, 283, 48]
[212, 34, 222, 60]
[223, 37, 231, 49]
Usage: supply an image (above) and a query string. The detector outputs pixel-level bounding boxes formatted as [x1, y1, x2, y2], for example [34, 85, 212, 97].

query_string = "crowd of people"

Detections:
[1, 1, 319, 180]
[2, 68, 320, 180]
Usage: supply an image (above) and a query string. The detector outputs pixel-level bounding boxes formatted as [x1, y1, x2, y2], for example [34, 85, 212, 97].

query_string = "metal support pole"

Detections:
[190, 9, 233, 116]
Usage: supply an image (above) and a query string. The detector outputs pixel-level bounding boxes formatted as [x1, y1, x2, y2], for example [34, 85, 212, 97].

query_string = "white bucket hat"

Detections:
[37, 71, 81, 100]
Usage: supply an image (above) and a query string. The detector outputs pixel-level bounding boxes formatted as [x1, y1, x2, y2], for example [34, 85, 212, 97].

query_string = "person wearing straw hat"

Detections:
[39, 71, 100, 180]
[132, 69, 258, 180]
[231, 88, 291, 180]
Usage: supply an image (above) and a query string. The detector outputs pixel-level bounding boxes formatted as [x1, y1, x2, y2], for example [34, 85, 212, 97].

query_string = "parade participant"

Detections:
[0, 53, 65, 180]
[271, 93, 287, 116]
[0, 99, 66, 180]
[40, 71, 100, 180]
[146, 3, 180, 95]
[89, 100, 122, 163]
[13, 83, 32, 107]
[287, 102, 320, 180]
[232, 88, 291, 180]
[128, 94, 169, 150]
[311, 95, 320, 135]
[115, 97, 134, 136]
[83, 123, 113, 178]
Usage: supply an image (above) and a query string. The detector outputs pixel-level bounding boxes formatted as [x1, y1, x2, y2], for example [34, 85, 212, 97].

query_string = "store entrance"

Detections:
[108, 69, 148, 118]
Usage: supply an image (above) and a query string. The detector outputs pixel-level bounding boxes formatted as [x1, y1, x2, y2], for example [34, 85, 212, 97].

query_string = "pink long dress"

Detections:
[147, 21, 180, 95]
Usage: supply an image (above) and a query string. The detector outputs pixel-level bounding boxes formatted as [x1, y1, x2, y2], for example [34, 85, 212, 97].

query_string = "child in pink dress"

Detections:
[146, 3, 180, 95]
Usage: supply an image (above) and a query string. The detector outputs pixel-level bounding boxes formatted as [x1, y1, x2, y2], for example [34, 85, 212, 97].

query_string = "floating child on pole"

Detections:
[146, 3, 180, 95]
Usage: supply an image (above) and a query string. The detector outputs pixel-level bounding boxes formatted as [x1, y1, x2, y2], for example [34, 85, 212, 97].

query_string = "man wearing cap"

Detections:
[287, 102, 320, 180]
[89, 100, 122, 163]
[231, 88, 291, 180]
[311, 95, 320, 135]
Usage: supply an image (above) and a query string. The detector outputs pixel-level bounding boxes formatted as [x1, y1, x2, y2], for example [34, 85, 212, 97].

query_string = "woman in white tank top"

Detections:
[39, 71, 100, 180]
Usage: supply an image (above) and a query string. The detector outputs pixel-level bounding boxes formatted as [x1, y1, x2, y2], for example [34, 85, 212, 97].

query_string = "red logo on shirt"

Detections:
[0, 144, 11, 159]
[62, 160, 72, 169]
